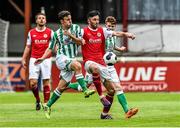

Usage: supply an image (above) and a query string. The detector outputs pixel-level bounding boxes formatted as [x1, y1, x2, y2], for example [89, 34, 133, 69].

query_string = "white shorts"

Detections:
[107, 65, 120, 83]
[55, 54, 75, 82]
[29, 58, 52, 79]
[84, 60, 112, 81]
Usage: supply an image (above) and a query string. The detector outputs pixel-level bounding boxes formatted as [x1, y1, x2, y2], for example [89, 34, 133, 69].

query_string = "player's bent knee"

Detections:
[108, 89, 115, 95]
[114, 83, 123, 91]
[43, 79, 50, 85]
[72, 61, 82, 71]
[29, 81, 38, 89]
[89, 64, 99, 74]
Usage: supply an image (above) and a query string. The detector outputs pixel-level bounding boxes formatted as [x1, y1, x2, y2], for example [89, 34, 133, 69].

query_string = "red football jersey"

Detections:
[82, 27, 106, 65]
[27, 27, 53, 59]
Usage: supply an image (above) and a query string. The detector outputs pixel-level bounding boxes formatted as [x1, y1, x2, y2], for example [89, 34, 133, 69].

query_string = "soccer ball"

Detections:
[103, 52, 117, 65]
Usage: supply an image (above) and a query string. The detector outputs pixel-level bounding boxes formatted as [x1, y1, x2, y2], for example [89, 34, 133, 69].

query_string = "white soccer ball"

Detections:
[103, 52, 117, 65]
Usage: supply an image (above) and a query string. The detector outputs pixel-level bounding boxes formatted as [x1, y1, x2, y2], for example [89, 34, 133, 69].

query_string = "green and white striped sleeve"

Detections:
[48, 31, 57, 50]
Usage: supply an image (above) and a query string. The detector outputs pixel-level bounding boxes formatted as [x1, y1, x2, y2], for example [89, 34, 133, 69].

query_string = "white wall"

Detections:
[8, 23, 180, 54]
[128, 24, 180, 53]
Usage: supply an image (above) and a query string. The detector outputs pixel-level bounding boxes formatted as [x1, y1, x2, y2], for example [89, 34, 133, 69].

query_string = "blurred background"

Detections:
[1, 0, 180, 92]
[1, 0, 180, 57]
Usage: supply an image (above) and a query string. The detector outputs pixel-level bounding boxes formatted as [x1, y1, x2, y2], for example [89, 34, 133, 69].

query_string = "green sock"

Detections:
[68, 82, 79, 90]
[117, 93, 129, 113]
[47, 88, 61, 107]
[75, 74, 87, 92]
[68, 79, 89, 91]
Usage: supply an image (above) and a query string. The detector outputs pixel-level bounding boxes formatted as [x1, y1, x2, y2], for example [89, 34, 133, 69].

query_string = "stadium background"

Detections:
[1, 0, 180, 92]
[1, 0, 180, 127]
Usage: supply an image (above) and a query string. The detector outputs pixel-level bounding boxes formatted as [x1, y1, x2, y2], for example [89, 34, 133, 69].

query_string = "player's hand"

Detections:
[21, 59, 27, 69]
[81, 39, 86, 45]
[125, 33, 136, 40]
[119, 46, 126, 51]
[34, 58, 44, 65]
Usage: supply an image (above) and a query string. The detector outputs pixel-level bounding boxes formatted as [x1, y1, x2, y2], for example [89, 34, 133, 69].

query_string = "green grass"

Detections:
[0, 92, 180, 127]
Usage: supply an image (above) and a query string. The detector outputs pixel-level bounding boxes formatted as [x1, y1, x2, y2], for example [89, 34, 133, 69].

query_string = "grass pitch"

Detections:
[0, 92, 180, 127]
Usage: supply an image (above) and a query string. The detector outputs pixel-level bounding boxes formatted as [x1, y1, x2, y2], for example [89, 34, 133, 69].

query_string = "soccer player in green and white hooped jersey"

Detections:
[100, 16, 138, 119]
[35, 10, 95, 119]
[105, 17, 126, 53]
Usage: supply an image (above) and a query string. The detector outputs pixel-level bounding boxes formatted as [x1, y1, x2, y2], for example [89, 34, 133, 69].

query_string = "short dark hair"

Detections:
[35, 12, 46, 20]
[58, 10, 71, 20]
[105, 16, 116, 25]
[87, 10, 100, 19]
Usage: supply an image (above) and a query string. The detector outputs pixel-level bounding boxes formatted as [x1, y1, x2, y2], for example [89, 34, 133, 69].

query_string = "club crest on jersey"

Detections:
[97, 32, 101, 37]
[44, 34, 48, 38]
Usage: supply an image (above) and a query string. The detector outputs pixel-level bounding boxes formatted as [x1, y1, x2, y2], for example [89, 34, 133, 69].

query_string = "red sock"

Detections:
[31, 86, 40, 102]
[103, 94, 114, 113]
[92, 73, 103, 96]
[43, 85, 51, 103]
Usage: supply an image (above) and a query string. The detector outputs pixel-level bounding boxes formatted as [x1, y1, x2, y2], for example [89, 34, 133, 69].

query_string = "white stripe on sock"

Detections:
[116, 90, 124, 95]
[54, 88, 61, 96]
[76, 74, 84, 79]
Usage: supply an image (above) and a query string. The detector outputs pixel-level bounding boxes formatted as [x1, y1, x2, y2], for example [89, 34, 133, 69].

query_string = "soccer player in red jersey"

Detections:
[81, 10, 138, 119]
[21, 13, 53, 110]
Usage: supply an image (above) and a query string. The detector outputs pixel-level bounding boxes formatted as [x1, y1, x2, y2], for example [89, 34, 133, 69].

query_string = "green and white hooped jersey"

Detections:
[49, 24, 82, 58]
[105, 36, 117, 52]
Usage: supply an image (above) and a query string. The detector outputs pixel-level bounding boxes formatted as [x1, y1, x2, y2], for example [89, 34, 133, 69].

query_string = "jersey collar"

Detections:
[35, 27, 46, 32]
[88, 26, 98, 31]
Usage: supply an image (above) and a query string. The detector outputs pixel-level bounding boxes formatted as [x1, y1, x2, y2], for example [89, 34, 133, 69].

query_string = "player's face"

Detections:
[106, 22, 116, 31]
[88, 15, 100, 29]
[61, 15, 72, 29]
[36, 15, 46, 27]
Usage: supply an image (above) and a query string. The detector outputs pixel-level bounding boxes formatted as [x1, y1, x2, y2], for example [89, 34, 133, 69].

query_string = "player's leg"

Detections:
[114, 82, 138, 118]
[43, 77, 68, 119]
[84, 61, 111, 107]
[42, 79, 51, 103]
[29, 79, 41, 110]
[92, 73, 111, 106]
[67, 72, 93, 92]
[46, 78, 67, 108]
[70, 60, 95, 97]
[29, 58, 41, 110]
[41, 58, 52, 104]
[67, 80, 91, 91]
[109, 66, 138, 118]
[92, 73, 103, 97]
[100, 79, 115, 119]
[89, 64, 115, 119]
[43, 69, 73, 119]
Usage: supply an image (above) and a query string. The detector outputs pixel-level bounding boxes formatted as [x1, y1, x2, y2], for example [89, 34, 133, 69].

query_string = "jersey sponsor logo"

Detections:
[33, 35, 37, 37]
[89, 38, 102, 43]
[97, 32, 101, 37]
[64, 36, 72, 45]
[43, 34, 48, 38]
[87, 33, 91, 36]
[35, 39, 48, 44]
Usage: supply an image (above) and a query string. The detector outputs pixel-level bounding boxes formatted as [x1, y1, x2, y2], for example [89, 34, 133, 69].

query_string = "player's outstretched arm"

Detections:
[21, 45, 31, 69]
[34, 48, 52, 65]
[112, 31, 135, 40]
[114, 46, 126, 52]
